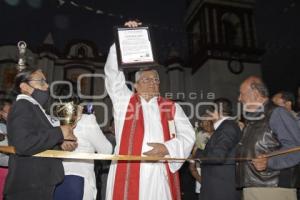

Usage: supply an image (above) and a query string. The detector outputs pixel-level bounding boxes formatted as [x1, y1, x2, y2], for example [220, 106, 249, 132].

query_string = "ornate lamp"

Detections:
[16, 41, 27, 72]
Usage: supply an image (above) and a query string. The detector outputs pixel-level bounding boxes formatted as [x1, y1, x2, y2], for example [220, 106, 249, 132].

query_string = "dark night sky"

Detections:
[0, 0, 187, 60]
[0, 0, 299, 94]
[255, 0, 300, 94]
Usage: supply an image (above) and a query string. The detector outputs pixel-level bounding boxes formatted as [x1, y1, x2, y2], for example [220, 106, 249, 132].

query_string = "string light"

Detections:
[55, 0, 297, 54]
[56, 0, 186, 34]
[55, 0, 188, 53]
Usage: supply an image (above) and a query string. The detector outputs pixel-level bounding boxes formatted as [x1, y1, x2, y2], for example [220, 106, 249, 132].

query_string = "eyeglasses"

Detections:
[27, 79, 48, 86]
[139, 77, 160, 84]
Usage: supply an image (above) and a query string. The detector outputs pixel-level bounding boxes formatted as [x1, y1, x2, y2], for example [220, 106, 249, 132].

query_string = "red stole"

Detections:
[112, 94, 181, 200]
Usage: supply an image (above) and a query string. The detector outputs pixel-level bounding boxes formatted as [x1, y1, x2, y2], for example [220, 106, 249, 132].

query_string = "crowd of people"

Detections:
[0, 20, 300, 200]
[189, 78, 300, 200]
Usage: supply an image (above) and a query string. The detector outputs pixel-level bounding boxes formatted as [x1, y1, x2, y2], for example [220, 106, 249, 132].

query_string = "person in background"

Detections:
[0, 99, 12, 145]
[54, 103, 113, 200]
[0, 99, 12, 164]
[237, 76, 300, 200]
[272, 91, 300, 123]
[272, 89, 300, 200]
[196, 98, 241, 200]
[0, 99, 12, 199]
[4, 68, 77, 200]
[272, 91, 297, 115]
[0, 99, 12, 123]
[189, 114, 214, 200]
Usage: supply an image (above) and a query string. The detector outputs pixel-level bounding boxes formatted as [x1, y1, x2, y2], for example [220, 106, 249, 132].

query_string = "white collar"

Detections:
[213, 116, 230, 130]
[17, 94, 40, 106]
[140, 96, 158, 104]
[16, 94, 59, 127]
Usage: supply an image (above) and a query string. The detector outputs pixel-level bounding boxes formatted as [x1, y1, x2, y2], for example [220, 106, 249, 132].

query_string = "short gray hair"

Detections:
[135, 69, 159, 83]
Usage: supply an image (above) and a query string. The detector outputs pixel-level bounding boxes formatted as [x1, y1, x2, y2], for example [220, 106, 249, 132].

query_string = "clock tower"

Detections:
[185, 0, 264, 105]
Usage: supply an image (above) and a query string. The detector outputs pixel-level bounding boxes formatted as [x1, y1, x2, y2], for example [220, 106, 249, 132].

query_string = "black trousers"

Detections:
[4, 186, 55, 200]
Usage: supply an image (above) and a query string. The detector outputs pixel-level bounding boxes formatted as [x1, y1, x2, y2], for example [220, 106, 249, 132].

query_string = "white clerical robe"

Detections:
[104, 44, 195, 200]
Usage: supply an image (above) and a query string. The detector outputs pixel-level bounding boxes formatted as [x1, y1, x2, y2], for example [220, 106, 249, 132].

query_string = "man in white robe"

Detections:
[104, 21, 195, 200]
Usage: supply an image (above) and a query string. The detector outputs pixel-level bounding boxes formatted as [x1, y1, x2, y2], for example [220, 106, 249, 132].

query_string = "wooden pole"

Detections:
[0, 145, 299, 161]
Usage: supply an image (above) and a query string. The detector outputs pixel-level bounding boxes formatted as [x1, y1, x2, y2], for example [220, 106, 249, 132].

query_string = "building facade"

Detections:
[184, 0, 264, 116]
[0, 0, 266, 125]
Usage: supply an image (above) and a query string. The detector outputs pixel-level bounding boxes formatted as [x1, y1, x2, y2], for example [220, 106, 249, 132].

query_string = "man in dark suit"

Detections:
[197, 98, 241, 200]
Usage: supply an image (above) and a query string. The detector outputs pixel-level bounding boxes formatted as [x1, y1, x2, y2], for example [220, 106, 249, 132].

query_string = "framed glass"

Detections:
[114, 26, 157, 69]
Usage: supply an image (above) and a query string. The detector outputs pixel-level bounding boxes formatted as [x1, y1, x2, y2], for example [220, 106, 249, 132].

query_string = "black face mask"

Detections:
[31, 88, 50, 106]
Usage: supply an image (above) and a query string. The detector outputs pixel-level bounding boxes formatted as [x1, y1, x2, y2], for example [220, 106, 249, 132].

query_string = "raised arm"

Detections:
[104, 20, 143, 104]
[104, 44, 132, 105]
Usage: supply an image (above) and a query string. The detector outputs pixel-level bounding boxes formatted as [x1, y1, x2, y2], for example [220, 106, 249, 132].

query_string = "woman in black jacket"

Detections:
[4, 68, 77, 200]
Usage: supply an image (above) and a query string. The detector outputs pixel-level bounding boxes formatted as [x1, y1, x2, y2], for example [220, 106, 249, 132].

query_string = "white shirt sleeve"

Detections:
[104, 44, 133, 106]
[83, 114, 113, 154]
[164, 103, 195, 173]
[0, 123, 7, 134]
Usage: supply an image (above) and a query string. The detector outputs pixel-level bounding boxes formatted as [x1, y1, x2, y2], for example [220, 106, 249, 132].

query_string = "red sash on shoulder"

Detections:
[112, 94, 181, 200]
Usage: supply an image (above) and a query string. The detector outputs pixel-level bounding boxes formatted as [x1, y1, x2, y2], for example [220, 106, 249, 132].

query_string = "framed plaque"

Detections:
[114, 26, 157, 68]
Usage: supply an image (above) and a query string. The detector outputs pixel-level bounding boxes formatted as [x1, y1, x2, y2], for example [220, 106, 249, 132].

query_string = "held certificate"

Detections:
[115, 26, 156, 68]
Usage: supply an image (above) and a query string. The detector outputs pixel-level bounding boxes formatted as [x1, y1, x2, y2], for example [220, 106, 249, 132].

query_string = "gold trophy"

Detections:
[53, 101, 81, 126]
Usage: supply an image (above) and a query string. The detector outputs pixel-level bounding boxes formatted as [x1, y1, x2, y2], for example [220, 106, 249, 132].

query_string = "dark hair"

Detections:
[13, 67, 40, 94]
[250, 80, 269, 97]
[276, 91, 296, 107]
[210, 98, 233, 116]
[0, 99, 12, 110]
